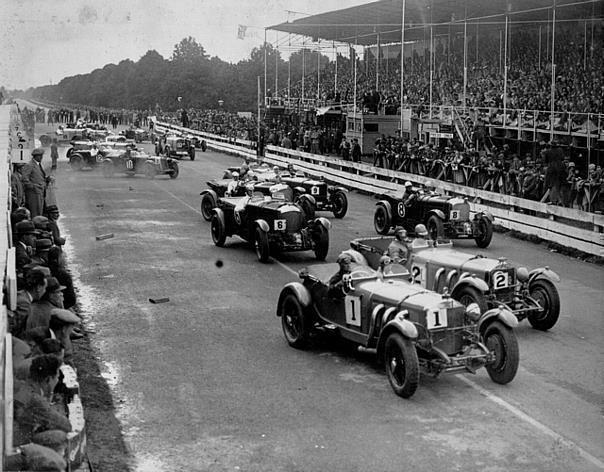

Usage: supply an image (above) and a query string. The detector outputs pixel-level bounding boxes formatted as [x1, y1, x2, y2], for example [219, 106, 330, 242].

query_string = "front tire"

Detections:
[280, 293, 310, 349]
[314, 224, 329, 261]
[374, 205, 391, 235]
[426, 215, 444, 241]
[331, 191, 348, 219]
[528, 279, 560, 331]
[169, 163, 179, 179]
[210, 214, 226, 247]
[254, 227, 270, 262]
[483, 321, 519, 384]
[474, 216, 493, 248]
[453, 285, 489, 315]
[296, 196, 315, 221]
[200, 194, 216, 221]
[384, 333, 420, 398]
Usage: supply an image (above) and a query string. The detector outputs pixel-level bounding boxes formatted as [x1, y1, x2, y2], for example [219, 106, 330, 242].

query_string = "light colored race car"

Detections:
[350, 236, 561, 330]
[277, 261, 519, 398]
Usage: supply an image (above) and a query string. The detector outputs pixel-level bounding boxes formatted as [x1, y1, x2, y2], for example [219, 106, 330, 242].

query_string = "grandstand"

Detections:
[264, 0, 603, 163]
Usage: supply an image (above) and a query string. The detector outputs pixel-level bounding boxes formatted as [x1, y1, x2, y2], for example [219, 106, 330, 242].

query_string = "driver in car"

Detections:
[402, 181, 418, 207]
[387, 227, 410, 265]
[226, 171, 241, 196]
[412, 224, 432, 247]
[328, 252, 352, 299]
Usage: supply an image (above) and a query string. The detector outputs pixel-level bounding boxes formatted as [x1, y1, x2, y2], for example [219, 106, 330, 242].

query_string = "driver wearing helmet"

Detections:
[403, 181, 418, 207]
[226, 171, 240, 196]
[412, 224, 431, 247]
[387, 227, 410, 264]
[328, 252, 352, 299]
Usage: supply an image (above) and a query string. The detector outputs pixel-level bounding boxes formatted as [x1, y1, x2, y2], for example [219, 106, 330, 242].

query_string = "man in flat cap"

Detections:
[21, 148, 49, 217]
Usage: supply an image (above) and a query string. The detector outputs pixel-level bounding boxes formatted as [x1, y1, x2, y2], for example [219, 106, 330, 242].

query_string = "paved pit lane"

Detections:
[52, 142, 603, 472]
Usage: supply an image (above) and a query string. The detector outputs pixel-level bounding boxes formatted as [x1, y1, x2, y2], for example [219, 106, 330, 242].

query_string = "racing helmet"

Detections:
[394, 226, 407, 240]
[414, 224, 428, 237]
[231, 171, 239, 179]
[337, 252, 352, 266]
[404, 181, 413, 188]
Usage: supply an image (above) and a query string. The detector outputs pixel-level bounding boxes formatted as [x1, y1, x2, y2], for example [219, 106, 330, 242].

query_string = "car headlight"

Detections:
[517, 267, 529, 282]
[465, 303, 481, 321]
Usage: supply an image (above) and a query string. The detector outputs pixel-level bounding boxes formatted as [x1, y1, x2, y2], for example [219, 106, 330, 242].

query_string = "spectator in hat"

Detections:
[32, 215, 53, 241]
[27, 277, 66, 332]
[13, 354, 71, 445]
[49, 309, 80, 365]
[14, 220, 38, 273]
[351, 138, 362, 163]
[48, 247, 76, 310]
[5, 443, 67, 472]
[32, 429, 69, 458]
[543, 141, 565, 205]
[44, 205, 65, 247]
[11, 162, 26, 210]
[12, 269, 47, 339]
[21, 148, 49, 217]
[50, 138, 59, 171]
[31, 238, 53, 267]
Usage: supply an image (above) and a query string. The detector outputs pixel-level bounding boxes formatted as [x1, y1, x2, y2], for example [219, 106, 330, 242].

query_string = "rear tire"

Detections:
[426, 215, 444, 241]
[200, 194, 216, 221]
[314, 224, 329, 261]
[70, 154, 83, 171]
[528, 279, 560, 331]
[169, 163, 179, 179]
[210, 214, 226, 247]
[474, 216, 493, 248]
[331, 191, 348, 218]
[384, 333, 419, 398]
[280, 294, 310, 349]
[374, 205, 391, 235]
[254, 227, 270, 262]
[483, 321, 519, 384]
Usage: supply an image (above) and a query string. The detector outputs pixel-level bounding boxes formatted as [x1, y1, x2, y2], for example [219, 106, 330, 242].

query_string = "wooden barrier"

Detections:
[157, 120, 604, 256]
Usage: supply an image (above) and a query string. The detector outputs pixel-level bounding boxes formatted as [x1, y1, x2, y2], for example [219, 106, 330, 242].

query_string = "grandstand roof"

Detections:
[268, 0, 602, 46]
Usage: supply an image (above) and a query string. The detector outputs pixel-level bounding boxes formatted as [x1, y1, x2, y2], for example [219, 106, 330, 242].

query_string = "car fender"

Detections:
[200, 188, 219, 202]
[478, 306, 519, 332]
[427, 209, 446, 220]
[376, 200, 393, 220]
[255, 219, 270, 232]
[69, 152, 83, 162]
[297, 194, 316, 206]
[314, 217, 331, 231]
[211, 207, 225, 227]
[474, 211, 494, 222]
[294, 186, 307, 195]
[452, 274, 490, 296]
[528, 267, 560, 283]
[276, 282, 312, 316]
[376, 314, 418, 361]
[329, 186, 348, 195]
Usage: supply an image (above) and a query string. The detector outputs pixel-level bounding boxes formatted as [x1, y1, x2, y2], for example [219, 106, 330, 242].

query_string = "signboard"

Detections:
[429, 132, 454, 139]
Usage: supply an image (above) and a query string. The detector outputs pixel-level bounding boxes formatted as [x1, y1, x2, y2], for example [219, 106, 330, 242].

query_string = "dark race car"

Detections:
[200, 178, 316, 222]
[374, 189, 494, 247]
[350, 236, 561, 330]
[66, 140, 107, 171]
[281, 176, 348, 219]
[156, 134, 196, 160]
[210, 195, 330, 262]
[101, 149, 179, 179]
[277, 261, 519, 398]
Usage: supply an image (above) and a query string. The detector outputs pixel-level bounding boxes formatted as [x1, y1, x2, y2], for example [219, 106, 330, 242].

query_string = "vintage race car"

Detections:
[200, 178, 316, 222]
[183, 133, 207, 151]
[50, 123, 110, 143]
[350, 236, 561, 330]
[121, 128, 149, 143]
[156, 134, 196, 160]
[101, 149, 179, 179]
[374, 189, 494, 247]
[210, 195, 330, 262]
[66, 140, 108, 171]
[281, 176, 348, 219]
[277, 262, 519, 398]
[103, 134, 136, 149]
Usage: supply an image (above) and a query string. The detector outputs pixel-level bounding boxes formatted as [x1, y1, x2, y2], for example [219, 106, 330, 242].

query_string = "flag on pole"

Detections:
[237, 25, 247, 40]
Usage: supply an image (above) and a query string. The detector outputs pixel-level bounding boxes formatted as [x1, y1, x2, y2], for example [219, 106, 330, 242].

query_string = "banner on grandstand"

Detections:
[237, 112, 253, 118]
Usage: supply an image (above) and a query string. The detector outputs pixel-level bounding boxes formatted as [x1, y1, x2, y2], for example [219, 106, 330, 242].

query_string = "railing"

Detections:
[157, 119, 603, 256]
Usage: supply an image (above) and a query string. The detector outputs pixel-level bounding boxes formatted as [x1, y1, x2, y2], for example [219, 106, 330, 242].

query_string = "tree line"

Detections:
[25, 37, 344, 113]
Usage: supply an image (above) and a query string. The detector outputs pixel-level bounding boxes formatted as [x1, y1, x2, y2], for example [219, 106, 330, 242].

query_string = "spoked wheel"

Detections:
[210, 214, 226, 247]
[426, 215, 444, 241]
[280, 294, 310, 348]
[295, 196, 315, 221]
[474, 216, 493, 248]
[313, 224, 329, 261]
[169, 163, 179, 179]
[374, 205, 391, 235]
[331, 191, 348, 219]
[254, 227, 270, 262]
[200, 194, 216, 221]
[454, 286, 489, 315]
[70, 155, 83, 171]
[384, 333, 419, 398]
[483, 321, 519, 384]
[528, 279, 560, 331]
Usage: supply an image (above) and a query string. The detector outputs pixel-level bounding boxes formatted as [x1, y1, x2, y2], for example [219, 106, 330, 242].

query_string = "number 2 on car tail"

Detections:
[426, 308, 448, 329]
[345, 296, 362, 327]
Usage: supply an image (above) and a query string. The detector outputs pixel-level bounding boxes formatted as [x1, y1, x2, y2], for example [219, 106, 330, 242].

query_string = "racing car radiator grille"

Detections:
[430, 308, 465, 355]
[451, 204, 470, 221]
[281, 211, 305, 232]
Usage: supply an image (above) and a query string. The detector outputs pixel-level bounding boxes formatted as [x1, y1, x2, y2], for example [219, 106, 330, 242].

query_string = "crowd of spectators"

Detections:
[30, 103, 150, 129]
[7, 144, 84, 471]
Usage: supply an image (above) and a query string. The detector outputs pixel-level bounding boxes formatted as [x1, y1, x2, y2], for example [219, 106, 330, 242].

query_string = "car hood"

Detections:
[415, 247, 503, 273]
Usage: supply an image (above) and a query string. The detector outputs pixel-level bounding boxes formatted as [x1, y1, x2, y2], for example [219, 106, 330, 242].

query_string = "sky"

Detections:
[1, 0, 370, 90]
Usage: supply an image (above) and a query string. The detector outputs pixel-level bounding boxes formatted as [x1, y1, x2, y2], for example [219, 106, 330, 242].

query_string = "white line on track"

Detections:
[156, 179, 604, 470]
[456, 375, 604, 469]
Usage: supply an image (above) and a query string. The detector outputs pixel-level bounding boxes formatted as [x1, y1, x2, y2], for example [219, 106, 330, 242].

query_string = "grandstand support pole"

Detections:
[429, 7, 434, 119]
[288, 35, 291, 105]
[317, 41, 321, 102]
[257, 76, 261, 151]
[463, 11, 468, 110]
[583, 20, 587, 70]
[354, 38, 358, 129]
[275, 35, 279, 101]
[334, 42, 338, 95]
[538, 26, 542, 69]
[503, 10, 509, 129]
[302, 46, 305, 101]
[264, 29, 267, 107]
[400, 0, 406, 135]
[550, 0, 557, 142]
[376, 33, 380, 93]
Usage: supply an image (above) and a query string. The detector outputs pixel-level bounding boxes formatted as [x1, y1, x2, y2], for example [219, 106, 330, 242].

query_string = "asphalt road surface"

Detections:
[49, 139, 603, 472]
